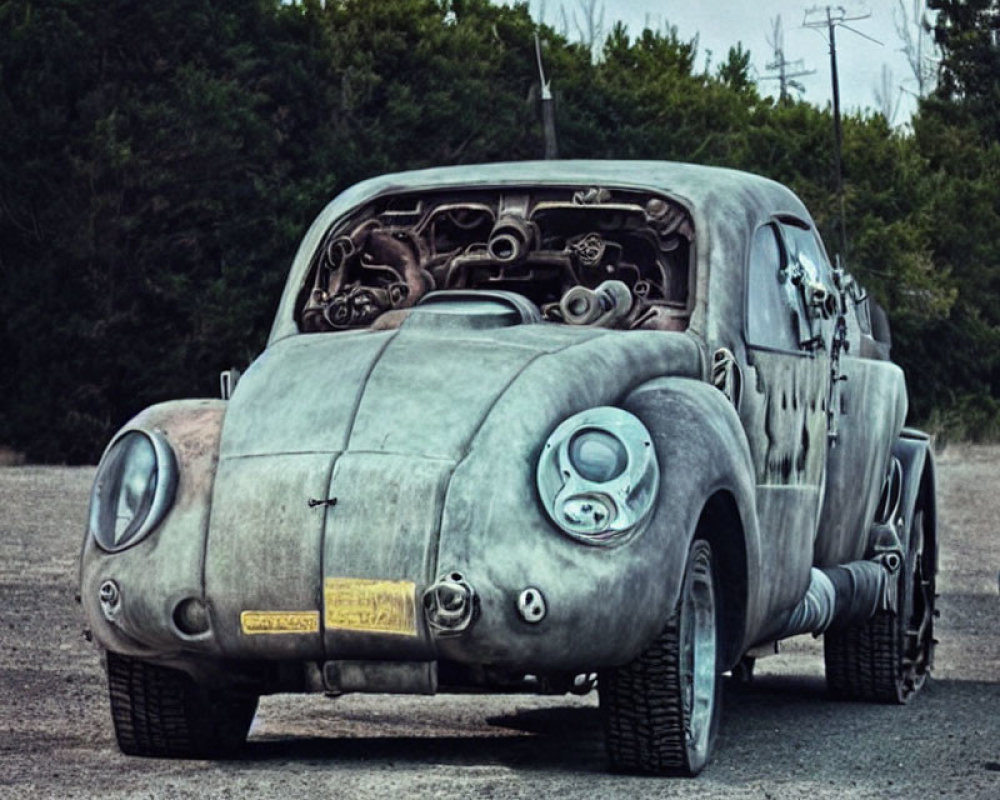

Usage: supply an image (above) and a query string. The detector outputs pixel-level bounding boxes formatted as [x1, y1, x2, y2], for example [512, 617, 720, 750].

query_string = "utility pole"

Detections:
[803, 5, 880, 263]
[761, 16, 814, 102]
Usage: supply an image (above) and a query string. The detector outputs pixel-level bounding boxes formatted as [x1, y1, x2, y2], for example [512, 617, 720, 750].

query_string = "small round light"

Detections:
[568, 429, 628, 483]
[561, 495, 616, 532]
[173, 597, 210, 636]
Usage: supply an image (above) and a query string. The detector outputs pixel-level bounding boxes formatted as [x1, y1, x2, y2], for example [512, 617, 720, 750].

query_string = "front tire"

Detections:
[824, 487, 936, 703]
[107, 652, 259, 758]
[599, 539, 721, 775]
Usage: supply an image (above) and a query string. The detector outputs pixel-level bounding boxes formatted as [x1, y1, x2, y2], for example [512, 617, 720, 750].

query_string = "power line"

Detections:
[802, 5, 879, 263]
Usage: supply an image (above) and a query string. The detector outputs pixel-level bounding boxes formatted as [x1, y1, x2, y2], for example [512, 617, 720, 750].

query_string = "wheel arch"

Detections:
[695, 490, 749, 671]
[823, 428, 938, 703]
[623, 376, 761, 666]
[893, 428, 938, 569]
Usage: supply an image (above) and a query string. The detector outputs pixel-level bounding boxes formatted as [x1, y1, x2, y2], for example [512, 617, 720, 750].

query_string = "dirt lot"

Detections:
[1, 448, 998, 799]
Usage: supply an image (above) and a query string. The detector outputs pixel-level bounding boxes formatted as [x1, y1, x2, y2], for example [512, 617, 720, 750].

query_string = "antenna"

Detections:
[534, 32, 559, 159]
[803, 4, 880, 264]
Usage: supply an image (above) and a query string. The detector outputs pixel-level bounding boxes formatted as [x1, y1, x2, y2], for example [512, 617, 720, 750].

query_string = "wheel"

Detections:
[106, 651, 259, 758]
[599, 539, 721, 776]
[824, 491, 936, 703]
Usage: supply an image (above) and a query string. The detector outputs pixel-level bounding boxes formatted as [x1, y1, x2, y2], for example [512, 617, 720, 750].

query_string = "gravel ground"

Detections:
[1, 448, 998, 799]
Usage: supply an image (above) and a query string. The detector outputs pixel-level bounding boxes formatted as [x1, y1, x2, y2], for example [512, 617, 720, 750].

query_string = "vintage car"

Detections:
[79, 161, 937, 775]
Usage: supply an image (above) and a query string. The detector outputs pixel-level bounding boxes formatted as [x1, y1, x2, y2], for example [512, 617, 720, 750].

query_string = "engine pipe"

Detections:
[559, 280, 633, 327]
[487, 215, 536, 263]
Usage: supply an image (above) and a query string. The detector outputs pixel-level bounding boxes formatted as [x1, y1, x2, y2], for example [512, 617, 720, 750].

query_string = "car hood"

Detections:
[218, 317, 702, 462]
[204, 309, 703, 661]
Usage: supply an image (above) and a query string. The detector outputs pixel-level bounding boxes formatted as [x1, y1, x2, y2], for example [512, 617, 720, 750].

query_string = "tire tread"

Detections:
[107, 652, 257, 758]
[600, 612, 690, 773]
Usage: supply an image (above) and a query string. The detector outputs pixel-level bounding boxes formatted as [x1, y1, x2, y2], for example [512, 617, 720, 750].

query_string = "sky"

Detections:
[518, 0, 936, 124]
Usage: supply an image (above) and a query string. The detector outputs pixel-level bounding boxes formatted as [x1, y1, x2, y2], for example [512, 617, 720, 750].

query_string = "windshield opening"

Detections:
[297, 186, 694, 333]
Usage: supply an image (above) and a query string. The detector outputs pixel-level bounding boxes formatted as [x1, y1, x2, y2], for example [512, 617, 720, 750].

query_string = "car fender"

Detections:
[79, 399, 226, 658]
[623, 377, 764, 665]
[892, 429, 938, 569]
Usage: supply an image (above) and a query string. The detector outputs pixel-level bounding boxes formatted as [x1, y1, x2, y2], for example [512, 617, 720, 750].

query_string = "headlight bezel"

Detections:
[88, 427, 178, 552]
[537, 407, 659, 546]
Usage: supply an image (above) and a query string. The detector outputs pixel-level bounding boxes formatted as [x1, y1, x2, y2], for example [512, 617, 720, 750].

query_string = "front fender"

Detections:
[893, 429, 938, 568]
[79, 399, 226, 659]
[624, 378, 763, 660]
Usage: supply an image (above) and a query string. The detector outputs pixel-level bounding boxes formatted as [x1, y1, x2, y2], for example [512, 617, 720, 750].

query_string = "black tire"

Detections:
[824, 491, 936, 703]
[107, 651, 259, 758]
[599, 539, 722, 776]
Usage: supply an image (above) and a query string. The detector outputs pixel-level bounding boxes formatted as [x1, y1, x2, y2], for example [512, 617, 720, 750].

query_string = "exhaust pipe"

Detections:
[774, 555, 901, 640]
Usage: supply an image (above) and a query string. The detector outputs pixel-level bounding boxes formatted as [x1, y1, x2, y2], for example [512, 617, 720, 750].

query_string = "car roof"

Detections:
[328, 159, 803, 214]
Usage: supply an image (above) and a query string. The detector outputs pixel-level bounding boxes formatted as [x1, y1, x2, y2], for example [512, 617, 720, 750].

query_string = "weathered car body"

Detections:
[80, 161, 937, 774]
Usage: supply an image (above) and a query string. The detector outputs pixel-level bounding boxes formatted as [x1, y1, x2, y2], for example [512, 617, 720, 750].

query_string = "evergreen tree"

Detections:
[1, 0, 998, 459]
[927, 0, 1000, 140]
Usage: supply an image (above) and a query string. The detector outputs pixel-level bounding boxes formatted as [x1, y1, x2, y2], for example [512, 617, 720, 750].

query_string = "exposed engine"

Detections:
[298, 186, 694, 332]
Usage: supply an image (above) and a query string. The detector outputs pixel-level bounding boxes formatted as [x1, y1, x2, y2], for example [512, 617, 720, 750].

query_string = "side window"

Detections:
[780, 222, 832, 290]
[746, 224, 801, 351]
[779, 221, 837, 347]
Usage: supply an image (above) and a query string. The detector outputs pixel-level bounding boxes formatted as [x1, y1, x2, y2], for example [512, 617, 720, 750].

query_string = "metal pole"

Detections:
[827, 7, 848, 262]
[535, 33, 559, 160]
[805, 4, 878, 262]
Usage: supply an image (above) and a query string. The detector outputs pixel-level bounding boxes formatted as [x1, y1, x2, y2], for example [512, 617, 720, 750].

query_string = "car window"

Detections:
[780, 222, 832, 289]
[778, 221, 837, 348]
[746, 224, 802, 351]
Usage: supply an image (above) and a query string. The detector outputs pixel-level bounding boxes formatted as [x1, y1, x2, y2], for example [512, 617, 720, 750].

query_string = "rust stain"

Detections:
[745, 352, 827, 486]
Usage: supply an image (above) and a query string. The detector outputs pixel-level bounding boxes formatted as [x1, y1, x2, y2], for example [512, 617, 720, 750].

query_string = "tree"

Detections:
[718, 44, 754, 95]
[908, 2, 1000, 427]
[926, 0, 1000, 138]
[0, 0, 310, 460]
[895, 0, 939, 99]
[874, 64, 903, 124]
[1, 0, 998, 459]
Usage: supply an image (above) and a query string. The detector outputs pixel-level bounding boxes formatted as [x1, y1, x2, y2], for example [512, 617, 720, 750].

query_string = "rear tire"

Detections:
[107, 651, 258, 758]
[599, 539, 721, 775]
[824, 490, 936, 703]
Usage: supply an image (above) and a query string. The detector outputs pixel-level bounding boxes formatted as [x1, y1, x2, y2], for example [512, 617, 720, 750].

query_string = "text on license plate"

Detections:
[323, 577, 418, 637]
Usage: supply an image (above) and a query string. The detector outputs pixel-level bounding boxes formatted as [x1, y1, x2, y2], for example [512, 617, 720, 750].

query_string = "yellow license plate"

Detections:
[240, 610, 320, 635]
[324, 578, 418, 637]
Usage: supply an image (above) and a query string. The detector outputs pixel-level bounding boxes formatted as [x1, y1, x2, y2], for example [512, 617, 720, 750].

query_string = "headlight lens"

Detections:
[88, 429, 178, 551]
[568, 429, 628, 483]
[537, 407, 659, 545]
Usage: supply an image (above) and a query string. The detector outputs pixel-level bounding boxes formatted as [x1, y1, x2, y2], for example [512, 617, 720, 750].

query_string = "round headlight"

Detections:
[537, 407, 659, 546]
[568, 429, 628, 483]
[88, 429, 177, 551]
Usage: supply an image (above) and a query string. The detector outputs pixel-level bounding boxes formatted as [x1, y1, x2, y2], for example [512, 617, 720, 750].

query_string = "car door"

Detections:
[739, 218, 835, 626]
[812, 268, 910, 568]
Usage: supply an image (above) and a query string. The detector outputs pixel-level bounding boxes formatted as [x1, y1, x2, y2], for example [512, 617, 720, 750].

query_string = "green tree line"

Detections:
[1, 0, 998, 462]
